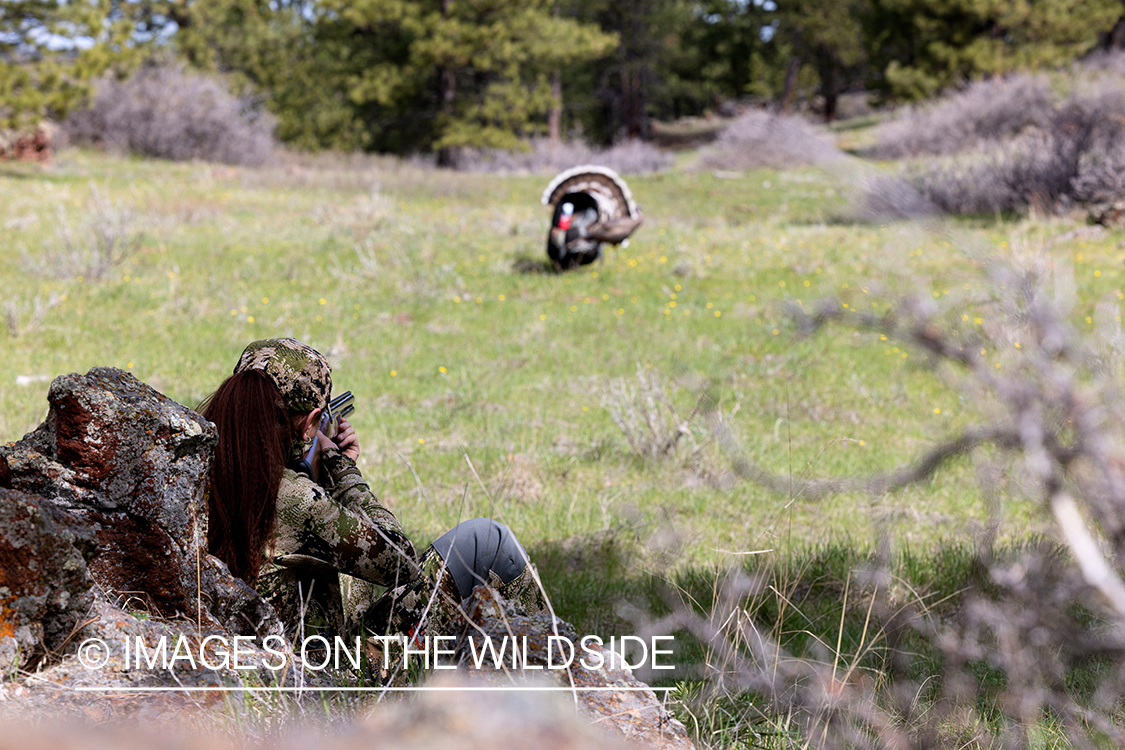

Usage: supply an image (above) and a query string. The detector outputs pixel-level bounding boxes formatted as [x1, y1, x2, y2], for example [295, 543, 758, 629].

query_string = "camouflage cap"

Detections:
[234, 338, 332, 413]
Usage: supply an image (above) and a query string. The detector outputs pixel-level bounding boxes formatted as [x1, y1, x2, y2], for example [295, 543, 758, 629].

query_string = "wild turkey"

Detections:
[541, 165, 643, 271]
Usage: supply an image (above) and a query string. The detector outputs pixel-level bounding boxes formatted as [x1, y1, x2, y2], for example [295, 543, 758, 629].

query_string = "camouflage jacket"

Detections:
[257, 447, 419, 637]
[258, 448, 547, 640]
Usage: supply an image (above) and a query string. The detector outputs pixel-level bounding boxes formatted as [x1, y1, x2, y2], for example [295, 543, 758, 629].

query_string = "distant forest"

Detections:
[4, 0, 1125, 156]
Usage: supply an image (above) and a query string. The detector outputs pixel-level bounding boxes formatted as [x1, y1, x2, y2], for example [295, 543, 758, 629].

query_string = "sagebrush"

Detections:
[870, 83, 1125, 216]
[863, 62, 1125, 218]
[868, 74, 1055, 160]
[679, 239, 1125, 748]
[65, 65, 276, 167]
[692, 110, 839, 172]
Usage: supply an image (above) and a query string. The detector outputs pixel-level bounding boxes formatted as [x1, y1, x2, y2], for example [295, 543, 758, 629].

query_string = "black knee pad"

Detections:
[430, 518, 530, 600]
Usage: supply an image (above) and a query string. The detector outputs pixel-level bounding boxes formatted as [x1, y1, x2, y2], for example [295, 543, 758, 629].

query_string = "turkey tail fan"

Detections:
[541, 165, 639, 221]
[542, 165, 643, 271]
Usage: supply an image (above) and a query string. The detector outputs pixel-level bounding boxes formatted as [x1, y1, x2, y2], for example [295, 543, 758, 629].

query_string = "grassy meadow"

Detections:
[3, 146, 1122, 744]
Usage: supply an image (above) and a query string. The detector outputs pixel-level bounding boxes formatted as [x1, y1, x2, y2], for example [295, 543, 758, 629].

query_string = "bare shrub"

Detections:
[4, 293, 64, 338]
[1079, 48, 1125, 78]
[1072, 143, 1125, 224]
[861, 69, 1125, 217]
[656, 537, 1114, 750]
[454, 137, 672, 174]
[679, 239, 1125, 747]
[588, 138, 675, 174]
[65, 65, 276, 166]
[26, 183, 142, 282]
[1074, 144, 1125, 200]
[869, 74, 1055, 159]
[876, 85, 1125, 216]
[691, 110, 841, 172]
[602, 364, 701, 460]
[903, 135, 1046, 215]
[853, 173, 937, 220]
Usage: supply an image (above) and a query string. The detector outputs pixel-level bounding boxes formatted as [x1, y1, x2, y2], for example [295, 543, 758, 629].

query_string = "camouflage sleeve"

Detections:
[276, 452, 418, 588]
[322, 448, 407, 537]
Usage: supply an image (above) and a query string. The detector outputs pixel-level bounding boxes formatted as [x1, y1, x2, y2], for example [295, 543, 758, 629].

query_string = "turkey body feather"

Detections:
[542, 165, 643, 271]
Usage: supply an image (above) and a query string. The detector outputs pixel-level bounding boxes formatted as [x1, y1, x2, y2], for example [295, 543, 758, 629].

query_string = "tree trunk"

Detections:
[436, 65, 456, 167]
[818, 48, 838, 123]
[548, 70, 562, 145]
[619, 0, 648, 141]
[1099, 2, 1125, 50]
[622, 67, 635, 138]
[779, 57, 800, 114]
[621, 66, 648, 140]
[547, 1, 562, 146]
[436, 0, 456, 168]
[1105, 18, 1125, 50]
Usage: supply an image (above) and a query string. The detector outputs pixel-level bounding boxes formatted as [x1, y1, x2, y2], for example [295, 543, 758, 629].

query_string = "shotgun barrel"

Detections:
[326, 391, 355, 438]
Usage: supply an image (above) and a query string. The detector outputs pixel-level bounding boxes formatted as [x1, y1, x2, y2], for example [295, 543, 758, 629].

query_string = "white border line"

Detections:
[74, 686, 674, 693]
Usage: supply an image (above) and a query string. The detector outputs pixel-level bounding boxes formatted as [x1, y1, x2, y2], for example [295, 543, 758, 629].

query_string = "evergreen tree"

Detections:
[775, 0, 868, 120]
[304, 0, 616, 156]
[683, 0, 787, 105]
[563, 0, 693, 142]
[866, 0, 1121, 101]
[167, 0, 366, 150]
[0, 0, 139, 129]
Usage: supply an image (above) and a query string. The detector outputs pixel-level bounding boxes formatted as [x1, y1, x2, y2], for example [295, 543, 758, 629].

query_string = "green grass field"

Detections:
[3, 149, 1121, 745]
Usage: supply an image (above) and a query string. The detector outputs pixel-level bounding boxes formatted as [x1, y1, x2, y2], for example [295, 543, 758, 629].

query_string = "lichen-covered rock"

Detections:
[6, 368, 213, 529]
[460, 586, 694, 750]
[199, 554, 283, 638]
[0, 599, 308, 723]
[562, 642, 692, 750]
[0, 489, 97, 672]
[0, 367, 282, 638]
[0, 123, 55, 163]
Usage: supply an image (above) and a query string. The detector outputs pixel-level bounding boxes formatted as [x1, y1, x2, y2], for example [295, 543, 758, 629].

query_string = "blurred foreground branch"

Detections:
[677, 243, 1125, 748]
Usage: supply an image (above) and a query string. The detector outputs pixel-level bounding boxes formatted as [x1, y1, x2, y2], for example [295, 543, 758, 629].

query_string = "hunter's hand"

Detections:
[307, 428, 337, 482]
[335, 419, 361, 461]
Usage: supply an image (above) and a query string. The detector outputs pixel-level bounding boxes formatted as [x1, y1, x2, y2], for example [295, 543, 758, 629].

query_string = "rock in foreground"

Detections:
[462, 585, 693, 750]
[0, 488, 97, 672]
[1, 367, 281, 637]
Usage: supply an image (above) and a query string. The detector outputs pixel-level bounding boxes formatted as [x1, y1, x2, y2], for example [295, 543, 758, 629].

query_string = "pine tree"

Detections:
[0, 0, 139, 130]
[302, 0, 616, 156]
[682, 0, 787, 105]
[867, 0, 1121, 101]
[775, 0, 868, 120]
[562, 0, 693, 142]
[156, 0, 368, 150]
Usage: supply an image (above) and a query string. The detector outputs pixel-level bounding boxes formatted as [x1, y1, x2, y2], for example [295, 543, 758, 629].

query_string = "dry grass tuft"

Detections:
[490, 453, 545, 504]
[602, 365, 702, 461]
[21, 183, 143, 283]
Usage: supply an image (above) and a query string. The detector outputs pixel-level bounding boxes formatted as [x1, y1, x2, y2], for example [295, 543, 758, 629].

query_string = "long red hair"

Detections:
[199, 370, 303, 586]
